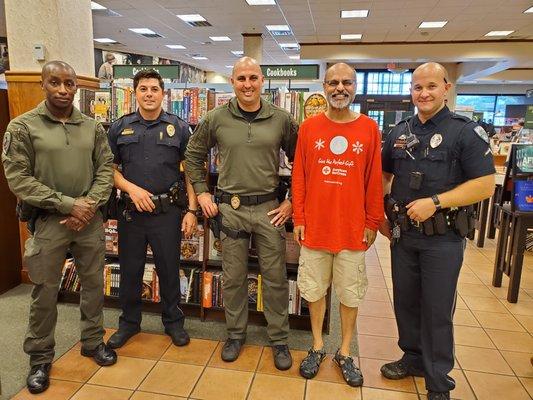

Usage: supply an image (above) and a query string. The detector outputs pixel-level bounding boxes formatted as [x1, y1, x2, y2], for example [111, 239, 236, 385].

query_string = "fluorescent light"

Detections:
[129, 28, 156, 35]
[266, 25, 290, 31]
[91, 1, 106, 10]
[279, 43, 299, 50]
[341, 34, 362, 40]
[246, 0, 276, 5]
[289, 55, 300, 60]
[231, 50, 244, 56]
[225, 65, 233, 68]
[419, 21, 448, 29]
[485, 30, 514, 36]
[209, 36, 232, 41]
[341, 9, 369, 18]
[166, 45, 186, 49]
[192, 56, 208, 60]
[94, 38, 116, 43]
[524, 6, 533, 13]
[177, 14, 206, 22]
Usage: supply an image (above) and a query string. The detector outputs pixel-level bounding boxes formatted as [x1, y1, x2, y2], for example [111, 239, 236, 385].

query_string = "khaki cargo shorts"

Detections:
[297, 245, 368, 307]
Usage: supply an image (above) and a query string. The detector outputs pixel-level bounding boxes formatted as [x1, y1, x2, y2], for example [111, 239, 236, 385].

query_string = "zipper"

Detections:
[247, 122, 251, 143]
[63, 123, 70, 145]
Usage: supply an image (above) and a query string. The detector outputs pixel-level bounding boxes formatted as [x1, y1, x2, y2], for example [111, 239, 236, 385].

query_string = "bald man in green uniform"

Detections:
[2, 61, 117, 394]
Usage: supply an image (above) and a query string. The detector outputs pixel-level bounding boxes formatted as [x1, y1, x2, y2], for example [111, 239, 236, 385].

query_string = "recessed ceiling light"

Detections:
[246, 0, 276, 5]
[341, 34, 363, 40]
[524, 6, 533, 13]
[419, 21, 448, 29]
[485, 30, 514, 36]
[166, 45, 186, 49]
[209, 36, 232, 41]
[225, 65, 233, 68]
[177, 14, 206, 22]
[279, 43, 300, 50]
[341, 10, 369, 18]
[91, 1, 106, 10]
[266, 25, 290, 31]
[289, 55, 300, 60]
[231, 50, 244, 56]
[129, 28, 156, 35]
[192, 56, 208, 60]
[94, 38, 117, 43]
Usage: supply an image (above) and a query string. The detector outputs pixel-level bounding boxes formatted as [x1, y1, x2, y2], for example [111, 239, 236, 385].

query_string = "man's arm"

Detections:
[86, 123, 115, 208]
[364, 124, 385, 232]
[181, 172, 199, 238]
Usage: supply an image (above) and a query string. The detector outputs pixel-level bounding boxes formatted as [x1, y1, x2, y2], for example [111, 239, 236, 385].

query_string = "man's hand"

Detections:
[70, 198, 96, 223]
[127, 185, 155, 212]
[198, 192, 218, 218]
[181, 212, 197, 239]
[293, 225, 305, 245]
[378, 219, 392, 240]
[363, 227, 377, 247]
[60, 216, 87, 232]
[267, 199, 292, 227]
[406, 197, 436, 222]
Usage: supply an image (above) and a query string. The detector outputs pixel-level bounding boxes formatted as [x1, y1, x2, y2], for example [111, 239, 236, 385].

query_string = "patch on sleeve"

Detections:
[2, 131, 11, 156]
[474, 125, 489, 144]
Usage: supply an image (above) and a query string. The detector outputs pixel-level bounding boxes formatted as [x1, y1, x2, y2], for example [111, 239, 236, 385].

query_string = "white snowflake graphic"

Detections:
[352, 141, 364, 154]
[314, 138, 325, 150]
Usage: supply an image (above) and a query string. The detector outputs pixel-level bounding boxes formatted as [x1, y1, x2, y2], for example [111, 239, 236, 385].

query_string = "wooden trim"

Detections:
[6, 71, 99, 89]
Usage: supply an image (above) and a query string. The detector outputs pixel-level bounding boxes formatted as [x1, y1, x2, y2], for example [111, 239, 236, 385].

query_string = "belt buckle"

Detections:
[411, 219, 420, 228]
[230, 194, 241, 210]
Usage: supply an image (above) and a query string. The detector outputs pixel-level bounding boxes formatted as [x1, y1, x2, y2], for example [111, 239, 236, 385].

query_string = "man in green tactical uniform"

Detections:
[2, 61, 117, 395]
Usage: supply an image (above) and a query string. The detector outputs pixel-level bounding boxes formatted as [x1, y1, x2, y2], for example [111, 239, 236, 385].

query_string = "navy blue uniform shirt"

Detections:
[108, 110, 190, 195]
[382, 106, 495, 203]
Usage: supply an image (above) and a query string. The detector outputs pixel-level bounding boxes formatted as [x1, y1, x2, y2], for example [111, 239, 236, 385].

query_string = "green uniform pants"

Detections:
[23, 212, 105, 366]
[220, 199, 289, 345]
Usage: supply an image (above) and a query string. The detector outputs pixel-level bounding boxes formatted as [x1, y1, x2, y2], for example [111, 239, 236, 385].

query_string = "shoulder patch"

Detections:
[2, 131, 11, 156]
[474, 125, 489, 144]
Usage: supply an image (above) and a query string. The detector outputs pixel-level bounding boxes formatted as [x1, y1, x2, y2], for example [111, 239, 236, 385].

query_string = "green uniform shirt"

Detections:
[185, 97, 298, 195]
[2, 100, 114, 214]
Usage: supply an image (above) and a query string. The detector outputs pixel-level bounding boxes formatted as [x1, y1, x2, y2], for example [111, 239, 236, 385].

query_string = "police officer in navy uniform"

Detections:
[379, 63, 495, 400]
[107, 69, 198, 348]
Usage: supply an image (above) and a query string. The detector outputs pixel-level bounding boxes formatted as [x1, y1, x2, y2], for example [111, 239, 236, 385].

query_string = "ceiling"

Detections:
[1, 0, 533, 81]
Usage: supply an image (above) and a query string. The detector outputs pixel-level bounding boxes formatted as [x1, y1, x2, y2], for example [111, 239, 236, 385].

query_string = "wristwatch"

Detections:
[186, 208, 198, 215]
[431, 194, 442, 211]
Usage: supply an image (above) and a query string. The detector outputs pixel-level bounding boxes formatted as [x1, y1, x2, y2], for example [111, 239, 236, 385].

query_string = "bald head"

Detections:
[232, 56, 262, 77]
[413, 62, 448, 84]
[324, 63, 356, 82]
[231, 56, 264, 111]
[41, 61, 77, 81]
[410, 62, 452, 122]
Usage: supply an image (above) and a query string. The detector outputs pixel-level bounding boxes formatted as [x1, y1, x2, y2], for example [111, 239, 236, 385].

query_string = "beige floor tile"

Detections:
[457, 283, 495, 298]
[455, 345, 513, 375]
[138, 361, 203, 397]
[458, 272, 483, 285]
[472, 310, 526, 332]
[190, 367, 254, 400]
[248, 373, 305, 400]
[464, 371, 531, 400]
[368, 274, 388, 288]
[70, 384, 133, 400]
[453, 309, 480, 327]
[455, 296, 468, 310]
[115, 332, 171, 360]
[103, 328, 117, 342]
[365, 287, 391, 302]
[361, 387, 419, 399]
[367, 265, 384, 276]
[312, 354, 345, 384]
[256, 348, 307, 378]
[161, 338, 218, 366]
[357, 335, 403, 361]
[12, 379, 82, 400]
[358, 300, 395, 318]
[453, 326, 495, 348]
[501, 351, 533, 377]
[305, 379, 362, 400]
[49, 345, 100, 382]
[519, 377, 533, 398]
[515, 314, 533, 333]
[461, 296, 509, 313]
[130, 392, 186, 400]
[207, 342, 263, 372]
[414, 369, 476, 400]
[87, 356, 155, 390]
[359, 358, 417, 393]
[503, 299, 533, 316]
[357, 316, 398, 338]
[485, 329, 533, 353]
[382, 267, 392, 278]
[488, 285, 529, 300]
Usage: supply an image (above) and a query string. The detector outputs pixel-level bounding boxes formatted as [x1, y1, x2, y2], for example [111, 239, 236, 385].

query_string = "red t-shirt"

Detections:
[292, 113, 384, 252]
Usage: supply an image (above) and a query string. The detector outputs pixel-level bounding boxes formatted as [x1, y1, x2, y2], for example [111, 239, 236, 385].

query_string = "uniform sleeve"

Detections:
[291, 123, 306, 226]
[1, 121, 75, 214]
[184, 114, 215, 194]
[458, 122, 496, 180]
[282, 114, 299, 162]
[86, 122, 115, 208]
[381, 126, 397, 174]
[364, 122, 385, 230]
[107, 120, 121, 164]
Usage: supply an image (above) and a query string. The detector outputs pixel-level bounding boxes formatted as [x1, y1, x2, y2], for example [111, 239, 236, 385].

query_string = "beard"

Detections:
[327, 91, 354, 110]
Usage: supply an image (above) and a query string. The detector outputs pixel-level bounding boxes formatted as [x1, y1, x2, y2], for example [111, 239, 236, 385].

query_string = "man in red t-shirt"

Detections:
[292, 63, 384, 386]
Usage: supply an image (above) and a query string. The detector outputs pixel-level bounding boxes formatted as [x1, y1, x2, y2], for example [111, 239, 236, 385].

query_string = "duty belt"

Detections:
[121, 190, 177, 218]
[216, 190, 278, 210]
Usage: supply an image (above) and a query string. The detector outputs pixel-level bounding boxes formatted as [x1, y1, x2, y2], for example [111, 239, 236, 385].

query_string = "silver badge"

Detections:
[430, 133, 442, 149]
[474, 125, 489, 144]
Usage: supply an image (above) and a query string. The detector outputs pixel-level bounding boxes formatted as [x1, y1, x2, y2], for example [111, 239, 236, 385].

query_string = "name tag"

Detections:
[121, 128, 134, 136]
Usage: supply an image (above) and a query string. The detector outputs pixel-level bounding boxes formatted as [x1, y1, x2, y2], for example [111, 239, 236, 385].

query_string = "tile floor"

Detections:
[12, 236, 533, 400]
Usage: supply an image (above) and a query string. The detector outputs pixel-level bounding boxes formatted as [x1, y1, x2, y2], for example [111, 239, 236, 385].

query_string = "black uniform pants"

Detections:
[117, 206, 184, 332]
[391, 231, 464, 393]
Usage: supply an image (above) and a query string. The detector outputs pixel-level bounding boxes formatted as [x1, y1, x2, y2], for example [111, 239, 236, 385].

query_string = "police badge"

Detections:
[230, 194, 241, 210]
[167, 124, 175, 137]
[430, 133, 443, 148]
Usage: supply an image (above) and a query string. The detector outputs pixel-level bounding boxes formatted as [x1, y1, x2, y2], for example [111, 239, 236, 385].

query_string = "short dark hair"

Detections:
[133, 69, 164, 91]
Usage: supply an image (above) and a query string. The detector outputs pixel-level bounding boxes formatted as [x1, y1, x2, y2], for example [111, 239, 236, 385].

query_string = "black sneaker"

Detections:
[428, 391, 450, 400]
[333, 350, 363, 387]
[380, 359, 424, 380]
[26, 363, 51, 394]
[272, 344, 292, 370]
[221, 338, 245, 362]
[299, 348, 326, 379]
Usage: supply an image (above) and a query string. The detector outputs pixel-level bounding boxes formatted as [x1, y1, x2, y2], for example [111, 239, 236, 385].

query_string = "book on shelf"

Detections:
[209, 227, 223, 261]
[180, 224, 204, 262]
[94, 91, 111, 123]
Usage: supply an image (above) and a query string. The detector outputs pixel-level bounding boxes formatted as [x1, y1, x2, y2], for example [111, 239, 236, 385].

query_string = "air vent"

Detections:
[186, 20, 212, 27]
[141, 33, 164, 38]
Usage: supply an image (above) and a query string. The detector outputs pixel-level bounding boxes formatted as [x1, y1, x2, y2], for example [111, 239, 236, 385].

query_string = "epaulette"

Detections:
[450, 113, 471, 123]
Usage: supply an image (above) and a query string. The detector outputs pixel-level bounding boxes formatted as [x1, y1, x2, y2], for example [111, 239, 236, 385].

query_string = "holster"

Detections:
[169, 179, 188, 209]
[16, 200, 40, 235]
[210, 212, 250, 240]
[102, 187, 119, 222]
[452, 207, 474, 238]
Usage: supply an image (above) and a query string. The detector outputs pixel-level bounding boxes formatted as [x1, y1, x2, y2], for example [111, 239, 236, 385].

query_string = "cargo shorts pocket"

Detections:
[24, 238, 48, 285]
[297, 259, 319, 301]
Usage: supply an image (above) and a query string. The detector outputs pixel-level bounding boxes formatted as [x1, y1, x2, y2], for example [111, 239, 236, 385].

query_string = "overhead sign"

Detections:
[113, 65, 180, 79]
[525, 105, 533, 129]
[261, 64, 319, 80]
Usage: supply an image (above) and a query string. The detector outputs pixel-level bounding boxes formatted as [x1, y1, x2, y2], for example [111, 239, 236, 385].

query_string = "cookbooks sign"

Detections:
[261, 65, 319, 80]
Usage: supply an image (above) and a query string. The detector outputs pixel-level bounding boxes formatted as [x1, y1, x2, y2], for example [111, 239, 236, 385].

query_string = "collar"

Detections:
[228, 97, 274, 120]
[413, 105, 450, 128]
[37, 100, 84, 124]
[135, 109, 171, 125]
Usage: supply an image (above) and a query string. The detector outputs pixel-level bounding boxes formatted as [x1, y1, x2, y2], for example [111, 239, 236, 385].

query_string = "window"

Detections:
[356, 72, 364, 95]
[368, 110, 384, 131]
[366, 72, 412, 95]
[456, 95, 530, 126]
[494, 95, 526, 126]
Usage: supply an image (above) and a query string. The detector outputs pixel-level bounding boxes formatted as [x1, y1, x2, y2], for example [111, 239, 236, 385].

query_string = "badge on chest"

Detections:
[121, 128, 134, 136]
[167, 124, 175, 137]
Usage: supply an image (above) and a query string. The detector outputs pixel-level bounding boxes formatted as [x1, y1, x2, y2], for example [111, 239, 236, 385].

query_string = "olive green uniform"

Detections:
[185, 98, 298, 344]
[2, 101, 114, 366]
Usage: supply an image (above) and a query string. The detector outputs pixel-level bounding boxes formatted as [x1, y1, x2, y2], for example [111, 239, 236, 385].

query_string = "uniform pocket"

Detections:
[422, 150, 448, 182]
[157, 135, 181, 165]
[24, 238, 47, 285]
[116, 134, 140, 163]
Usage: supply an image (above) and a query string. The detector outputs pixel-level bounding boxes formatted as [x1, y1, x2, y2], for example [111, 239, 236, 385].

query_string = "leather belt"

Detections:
[216, 190, 278, 209]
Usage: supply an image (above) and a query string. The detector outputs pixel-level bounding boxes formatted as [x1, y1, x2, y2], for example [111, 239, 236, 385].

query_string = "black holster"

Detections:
[16, 200, 40, 235]
[452, 206, 475, 238]
[102, 187, 119, 222]
[210, 212, 250, 240]
[170, 179, 188, 209]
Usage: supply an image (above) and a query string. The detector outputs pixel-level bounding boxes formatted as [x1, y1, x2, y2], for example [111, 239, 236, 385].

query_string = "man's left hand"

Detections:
[363, 228, 377, 247]
[60, 216, 87, 232]
[406, 197, 437, 222]
[267, 199, 292, 227]
[181, 212, 197, 239]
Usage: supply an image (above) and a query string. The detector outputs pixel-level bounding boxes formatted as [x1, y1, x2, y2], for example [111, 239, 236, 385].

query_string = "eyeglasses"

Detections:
[324, 79, 355, 88]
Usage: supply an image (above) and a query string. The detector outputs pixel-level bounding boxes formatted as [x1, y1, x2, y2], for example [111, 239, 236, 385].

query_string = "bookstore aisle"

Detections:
[2, 235, 532, 400]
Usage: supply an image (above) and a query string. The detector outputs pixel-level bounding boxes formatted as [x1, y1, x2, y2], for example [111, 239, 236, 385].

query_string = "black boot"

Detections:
[165, 327, 190, 346]
[27, 363, 51, 394]
[81, 343, 117, 366]
[107, 328, 140, 349]
[221, 338, 245, 362]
